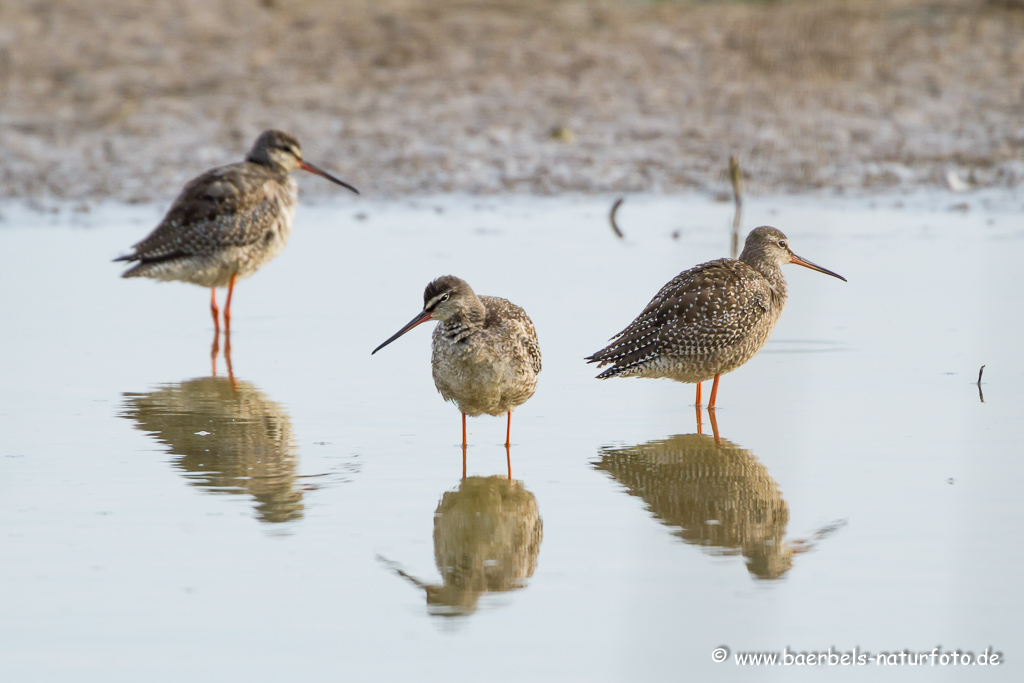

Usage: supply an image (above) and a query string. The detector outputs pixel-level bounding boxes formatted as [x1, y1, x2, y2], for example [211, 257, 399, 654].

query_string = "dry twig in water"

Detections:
[977, 364, 986, 403]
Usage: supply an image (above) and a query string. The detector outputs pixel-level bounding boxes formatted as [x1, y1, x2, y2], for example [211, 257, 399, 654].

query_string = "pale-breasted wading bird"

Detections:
[114, 129, 359, 334]
[586, 226, 845, 408]
[372, 276, 541, 448]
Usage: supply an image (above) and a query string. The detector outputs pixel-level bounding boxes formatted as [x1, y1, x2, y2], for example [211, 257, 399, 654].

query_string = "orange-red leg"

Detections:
[223, 273, 237, 334]
[505, 411, 512, 447]
[210, 288, 220, 334]
[210, 288, 221, 376]
[708, 373, 721, 410]
[695, 381, 702, 407]
[461, 413, 467, 447]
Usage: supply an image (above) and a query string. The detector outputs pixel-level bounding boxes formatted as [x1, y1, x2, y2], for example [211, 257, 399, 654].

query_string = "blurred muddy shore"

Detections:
[0, 0, 1022, 202]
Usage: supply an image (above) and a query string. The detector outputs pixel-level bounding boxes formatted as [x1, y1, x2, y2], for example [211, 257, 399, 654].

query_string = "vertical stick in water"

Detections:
[609, 197, 625, 239]
[729, 155, 743, 259]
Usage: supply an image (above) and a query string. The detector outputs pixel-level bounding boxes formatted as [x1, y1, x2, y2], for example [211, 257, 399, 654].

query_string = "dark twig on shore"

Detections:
[978, 364, 986, 403]
[609, 197, 625, 239]
[729, 155, 743, 258]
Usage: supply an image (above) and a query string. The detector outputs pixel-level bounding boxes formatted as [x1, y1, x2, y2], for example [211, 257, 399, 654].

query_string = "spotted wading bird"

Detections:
[586, 226, 846, 408]
[372, 276, 541, 447]
[114, 130, 359, 333]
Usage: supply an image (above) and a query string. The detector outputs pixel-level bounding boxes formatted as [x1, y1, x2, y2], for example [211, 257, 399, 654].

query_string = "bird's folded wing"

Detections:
[127, 165, 275, 261]
[588, 260, 770, 368]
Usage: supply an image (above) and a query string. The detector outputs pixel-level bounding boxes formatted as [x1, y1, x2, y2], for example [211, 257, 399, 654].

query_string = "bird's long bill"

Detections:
[298, 160, 360, 195]
[372, 310, 433, 355]
[790, 253, 847, 282]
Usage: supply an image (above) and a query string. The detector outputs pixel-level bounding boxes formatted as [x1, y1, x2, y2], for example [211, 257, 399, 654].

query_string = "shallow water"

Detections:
[1, 193, 1022, 681]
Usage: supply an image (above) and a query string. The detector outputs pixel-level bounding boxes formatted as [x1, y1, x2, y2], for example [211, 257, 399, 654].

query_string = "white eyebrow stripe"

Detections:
[425, 293, 448, 309]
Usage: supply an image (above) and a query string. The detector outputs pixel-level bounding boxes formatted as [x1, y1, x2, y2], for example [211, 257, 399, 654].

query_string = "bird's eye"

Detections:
[440, 293, 450, 303]
[778, 240, 788, 249]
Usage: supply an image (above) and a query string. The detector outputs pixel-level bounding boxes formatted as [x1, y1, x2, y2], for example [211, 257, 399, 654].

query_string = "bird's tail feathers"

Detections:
[594, 365, 625, 379]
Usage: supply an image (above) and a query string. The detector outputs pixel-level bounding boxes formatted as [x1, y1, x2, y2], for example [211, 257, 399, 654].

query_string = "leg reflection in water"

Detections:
[210, 327, 236, 390]
[459, 444, 513, 481]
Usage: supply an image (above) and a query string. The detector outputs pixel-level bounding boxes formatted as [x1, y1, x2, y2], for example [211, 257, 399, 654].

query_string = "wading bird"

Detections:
[586, 226, 845, 408]
[372, 276, 541, 448]
[115, 130, 359, 334]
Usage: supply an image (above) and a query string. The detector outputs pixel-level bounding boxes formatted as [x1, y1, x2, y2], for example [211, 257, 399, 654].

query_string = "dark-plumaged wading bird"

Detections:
[372, 276, 542, 447]
[586, 226, 845, 408]
[114, 129, 359, 332]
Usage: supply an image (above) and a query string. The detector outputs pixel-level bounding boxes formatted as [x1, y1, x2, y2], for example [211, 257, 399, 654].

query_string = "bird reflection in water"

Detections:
[380, 475, 543, 618]
[121, 376, 304, 524]
[594, 410, 843, 580]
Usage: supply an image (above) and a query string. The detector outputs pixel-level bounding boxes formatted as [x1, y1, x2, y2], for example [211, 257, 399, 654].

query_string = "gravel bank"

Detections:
[1, 0, 1022, 202]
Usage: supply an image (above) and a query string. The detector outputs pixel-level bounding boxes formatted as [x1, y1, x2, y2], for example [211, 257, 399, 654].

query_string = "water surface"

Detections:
[1, 194, 1022, 681]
